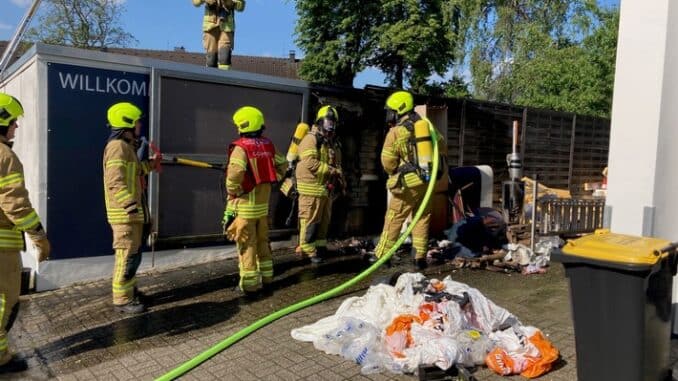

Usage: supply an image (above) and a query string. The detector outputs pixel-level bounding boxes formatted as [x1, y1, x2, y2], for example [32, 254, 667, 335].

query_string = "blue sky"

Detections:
[2, 0, 619, 87]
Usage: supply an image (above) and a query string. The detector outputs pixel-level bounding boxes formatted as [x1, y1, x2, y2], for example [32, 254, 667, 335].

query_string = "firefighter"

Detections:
[0, 93, 50, 373]
[192, 0, 246, 69]
[103, 102, 158, 314]
[295, 106, 343, 264]
[224, 106, 286, 294]
[371, 91, 433, 270]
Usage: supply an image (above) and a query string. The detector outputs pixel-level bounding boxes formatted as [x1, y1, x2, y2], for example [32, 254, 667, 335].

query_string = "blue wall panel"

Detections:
[47, 62, 149, 259]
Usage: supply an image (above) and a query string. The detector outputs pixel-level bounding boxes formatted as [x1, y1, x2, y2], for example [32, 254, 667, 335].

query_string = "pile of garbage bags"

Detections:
[291, 273, 558, 378]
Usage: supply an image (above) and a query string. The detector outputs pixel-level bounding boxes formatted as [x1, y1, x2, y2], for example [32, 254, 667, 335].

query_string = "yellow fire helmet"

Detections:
[233, 106, 265, 134]
[316, 105, 339, 123]
[0, 93, 24, 127]
[385, 90, 414, 116]
[316, 105, 338, 132]
[107, 102, 142, 129]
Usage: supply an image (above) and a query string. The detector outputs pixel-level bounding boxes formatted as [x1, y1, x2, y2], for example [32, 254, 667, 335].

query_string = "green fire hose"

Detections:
[156, 122, 440, 381]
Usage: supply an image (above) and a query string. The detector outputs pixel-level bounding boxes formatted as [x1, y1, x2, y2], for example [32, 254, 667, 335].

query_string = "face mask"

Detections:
[322, 118, 336, 133]
[385, 109, 398, 126]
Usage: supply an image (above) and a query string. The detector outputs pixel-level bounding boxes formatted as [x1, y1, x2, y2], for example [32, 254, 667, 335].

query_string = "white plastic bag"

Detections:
[453, 330, 494, 366]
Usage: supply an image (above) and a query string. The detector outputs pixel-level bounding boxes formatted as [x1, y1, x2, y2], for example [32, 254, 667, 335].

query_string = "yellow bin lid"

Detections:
[561, 229, 672, 266]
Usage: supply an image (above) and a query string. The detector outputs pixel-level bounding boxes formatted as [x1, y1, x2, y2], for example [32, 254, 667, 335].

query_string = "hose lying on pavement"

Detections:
[155, 121, 440, 381]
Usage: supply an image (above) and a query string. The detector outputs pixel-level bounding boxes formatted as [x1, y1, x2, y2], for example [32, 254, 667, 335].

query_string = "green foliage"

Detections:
[425, 76, 472, 98]
[293, 0, 381, 86]
[26, 0, 136, 49]
[449, 0, 619, 117]
[370, 0, 456, 92]
[294, 0, 619, 117]
[294, 0, 455, 90]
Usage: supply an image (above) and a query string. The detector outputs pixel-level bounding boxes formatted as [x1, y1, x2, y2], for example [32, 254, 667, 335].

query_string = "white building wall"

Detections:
[607, 0, 678, 331]
[653, 1, 678, 248]
[606, 0, 671, 236]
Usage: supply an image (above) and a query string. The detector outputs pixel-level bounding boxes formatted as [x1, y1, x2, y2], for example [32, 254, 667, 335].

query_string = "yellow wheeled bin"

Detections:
[552, 229, 678, 381]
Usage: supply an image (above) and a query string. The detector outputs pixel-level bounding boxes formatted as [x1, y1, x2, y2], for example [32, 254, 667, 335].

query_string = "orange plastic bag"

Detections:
[521, 331, 559, 378]
[385, 315, 422, 357]
[485, 330, 559, 378]
[485, 348, 518, 376]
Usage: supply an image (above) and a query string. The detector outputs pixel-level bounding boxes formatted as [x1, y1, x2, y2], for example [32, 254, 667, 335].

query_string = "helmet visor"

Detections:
[385, 109, 398, 126]
[322, 118, 336, 132]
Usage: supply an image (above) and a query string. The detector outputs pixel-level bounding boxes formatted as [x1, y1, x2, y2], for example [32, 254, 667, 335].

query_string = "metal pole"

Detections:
[531, 174, 538, 253]
[0, 0, 42, 75]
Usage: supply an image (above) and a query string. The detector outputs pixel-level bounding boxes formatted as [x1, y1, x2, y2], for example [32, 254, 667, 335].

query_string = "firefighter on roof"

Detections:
[192, 0, 246, 69]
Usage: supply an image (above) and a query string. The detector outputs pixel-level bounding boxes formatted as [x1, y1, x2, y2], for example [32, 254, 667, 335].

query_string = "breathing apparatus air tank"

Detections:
[413, 120, 433, 181]
[286, 122, 310, 163]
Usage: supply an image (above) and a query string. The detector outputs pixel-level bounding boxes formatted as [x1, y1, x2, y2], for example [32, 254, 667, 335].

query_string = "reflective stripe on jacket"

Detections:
[0, 136, 42, 249]
[229, 136, 278, 194]
[225, 144, 286, 220]
[192, 0, 245, 32]
[103, 139, 149, 224]
[381, 116, 426, 190]
[295, 126, 341, 197]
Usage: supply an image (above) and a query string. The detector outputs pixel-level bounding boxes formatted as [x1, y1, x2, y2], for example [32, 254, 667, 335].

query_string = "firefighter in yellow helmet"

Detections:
[0, 93, 50, 374]
[192, 0, 246, 69]
[371, 91, 433, 270]
[103, 102, 159, 314]
[224, 106, 287, 294]
[295, 105, 344, 264]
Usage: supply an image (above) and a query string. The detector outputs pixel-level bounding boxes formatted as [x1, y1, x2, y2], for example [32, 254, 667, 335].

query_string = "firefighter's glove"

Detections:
[226, 217, 249, 244]
[329, 166, 342, 178]
[35, 237, 51, 262]
[233, 0, 245, 11]
[27, 234, 51, 262]
[124, 202, 138, 215]
[222, 210, 236, 234]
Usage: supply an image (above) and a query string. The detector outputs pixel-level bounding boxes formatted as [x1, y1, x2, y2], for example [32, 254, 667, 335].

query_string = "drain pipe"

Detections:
[155, 120, 441, 381]
[531, 174, 538, 253]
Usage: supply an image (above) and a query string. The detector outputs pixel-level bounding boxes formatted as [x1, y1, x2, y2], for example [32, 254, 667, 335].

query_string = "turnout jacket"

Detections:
[295, 126, 342, 198]
[225, 137, 286, 219]
[103, 138, 151, 225]
[192, 0, 246, 32]
[0, 135, 43, 249]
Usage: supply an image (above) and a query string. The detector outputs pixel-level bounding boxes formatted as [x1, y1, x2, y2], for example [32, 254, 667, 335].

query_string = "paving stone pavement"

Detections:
[1, 243, 676, 380]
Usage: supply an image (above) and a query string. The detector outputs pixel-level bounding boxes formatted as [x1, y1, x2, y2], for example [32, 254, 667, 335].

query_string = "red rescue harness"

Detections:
[229, 136, 278, 194]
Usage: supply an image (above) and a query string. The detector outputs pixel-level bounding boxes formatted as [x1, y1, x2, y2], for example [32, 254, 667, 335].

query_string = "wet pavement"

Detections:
[1, 242, 675, 380]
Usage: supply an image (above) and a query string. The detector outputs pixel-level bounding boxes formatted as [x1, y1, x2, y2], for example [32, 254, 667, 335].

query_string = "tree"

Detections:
[293, 0, 381, 87]
[293, 0, 618, 116]
[370, 0, 456, 93]
[447, 0, 618, 116]
[294, 0, 456, 91]
[26, 0, 136, 49]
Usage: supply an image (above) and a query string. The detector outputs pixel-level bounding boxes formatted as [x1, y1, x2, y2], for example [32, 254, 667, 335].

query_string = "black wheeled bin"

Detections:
[552, 229, 677, 381]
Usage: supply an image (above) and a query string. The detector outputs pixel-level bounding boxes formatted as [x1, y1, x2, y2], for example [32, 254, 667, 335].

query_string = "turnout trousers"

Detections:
[298, 195, 332, 258]
[0, 250, 21, 366]
[375, 184, 431, 260]
[111, 223, 143, 305]
[229, 216, 273, 292]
